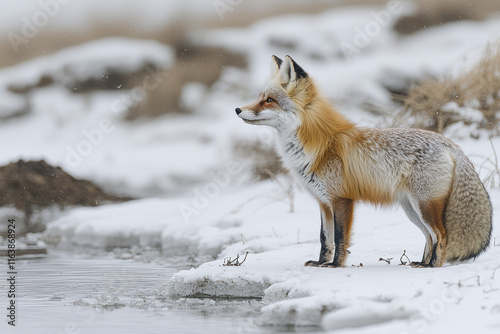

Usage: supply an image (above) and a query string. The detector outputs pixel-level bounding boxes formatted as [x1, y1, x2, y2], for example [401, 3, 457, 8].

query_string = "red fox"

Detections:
[235, 55, 492, 268]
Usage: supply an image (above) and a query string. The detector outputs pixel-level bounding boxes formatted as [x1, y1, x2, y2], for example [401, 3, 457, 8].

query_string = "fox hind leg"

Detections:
[400, 197, 433, 264]
[414, 200, 447, 267]
[401, 196, 447, 268]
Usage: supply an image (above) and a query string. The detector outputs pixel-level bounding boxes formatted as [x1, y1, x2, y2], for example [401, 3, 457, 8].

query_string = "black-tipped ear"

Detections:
[285, 55, 308, 80]
[272, 55, 283, 68]
[271, 55, 283, 76]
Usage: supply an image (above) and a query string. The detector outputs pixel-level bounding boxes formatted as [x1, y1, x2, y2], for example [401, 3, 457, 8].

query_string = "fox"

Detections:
[235, 55, 493, 268]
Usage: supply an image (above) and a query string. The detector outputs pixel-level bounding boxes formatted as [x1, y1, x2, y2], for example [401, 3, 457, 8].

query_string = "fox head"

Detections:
[235, 55, 316, 130]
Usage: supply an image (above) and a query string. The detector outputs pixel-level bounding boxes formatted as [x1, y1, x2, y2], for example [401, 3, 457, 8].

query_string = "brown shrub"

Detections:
[392, 41, 500, 134]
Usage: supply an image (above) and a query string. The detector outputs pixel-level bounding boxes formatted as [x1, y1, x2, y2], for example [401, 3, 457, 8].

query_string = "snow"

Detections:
[0, 37, 174, 91]
[165, 188, 500, 332]
[2, 2, 500, 333]
[44, 177, 500, 332]
[0, 91, 28, 119]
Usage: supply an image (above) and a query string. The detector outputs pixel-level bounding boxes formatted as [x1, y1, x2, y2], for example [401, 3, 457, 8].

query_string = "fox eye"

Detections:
[266, 97, 275, 103]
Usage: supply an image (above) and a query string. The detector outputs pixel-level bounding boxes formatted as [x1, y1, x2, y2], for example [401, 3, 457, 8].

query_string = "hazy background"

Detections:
[3, 0, 500, 68]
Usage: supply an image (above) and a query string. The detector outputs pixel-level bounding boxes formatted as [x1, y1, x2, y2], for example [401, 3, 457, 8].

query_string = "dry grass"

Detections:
[391, 41, 500, 134]
[480, 139, 500, 188]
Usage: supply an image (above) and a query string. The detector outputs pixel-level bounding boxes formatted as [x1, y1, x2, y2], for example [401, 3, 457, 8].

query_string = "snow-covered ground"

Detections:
[2, 2, 500, 333]
[44, 172, 500, 332]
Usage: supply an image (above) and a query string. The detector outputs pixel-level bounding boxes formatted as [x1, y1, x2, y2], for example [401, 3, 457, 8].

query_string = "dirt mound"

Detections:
[0, 160, 130, 216]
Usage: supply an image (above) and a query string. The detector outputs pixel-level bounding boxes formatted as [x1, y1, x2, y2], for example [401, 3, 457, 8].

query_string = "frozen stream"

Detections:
[0, 251, 301, 334]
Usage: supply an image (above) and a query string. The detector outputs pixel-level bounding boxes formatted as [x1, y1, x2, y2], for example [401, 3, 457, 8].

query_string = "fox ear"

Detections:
[285, 55, 308, 81]
[271, 55, 283, 76]
[278, 55, 307, 86]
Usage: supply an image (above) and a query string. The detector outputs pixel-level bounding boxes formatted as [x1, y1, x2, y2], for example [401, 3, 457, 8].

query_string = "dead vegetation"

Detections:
[399, 250, 411, 265]
[478, 139, 500, 188]
[390, 41, 500, 135]
[222, 252, 249, 266]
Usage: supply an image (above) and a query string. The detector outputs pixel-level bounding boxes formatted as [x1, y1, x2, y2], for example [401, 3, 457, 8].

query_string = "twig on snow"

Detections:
[399, 250, 411, 265]
[223, 252, 249, 267]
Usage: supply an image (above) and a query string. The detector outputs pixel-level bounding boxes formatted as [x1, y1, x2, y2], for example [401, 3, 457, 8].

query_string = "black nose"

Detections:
[235, 108, 242, 115]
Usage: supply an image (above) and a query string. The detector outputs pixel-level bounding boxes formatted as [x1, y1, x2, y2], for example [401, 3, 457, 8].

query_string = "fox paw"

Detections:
[319, 262, 341, 268]
[304, 260, 325, 267]
[304, 260, 340, 268]
[409, 261, 431, 268]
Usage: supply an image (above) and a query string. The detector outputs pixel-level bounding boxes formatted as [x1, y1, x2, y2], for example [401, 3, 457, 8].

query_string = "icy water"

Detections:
[0, 251, 297, 334]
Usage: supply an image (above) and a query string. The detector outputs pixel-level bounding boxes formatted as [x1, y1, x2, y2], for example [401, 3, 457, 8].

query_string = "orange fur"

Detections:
[420, 198, 448, 266]
[292, 79, 356, 175]
[338, 137, 399, 205]
[241, 92, 280, 112]
[292, 78, 395, 205]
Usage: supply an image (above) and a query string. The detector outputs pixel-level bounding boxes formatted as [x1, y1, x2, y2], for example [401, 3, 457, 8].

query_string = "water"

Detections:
[0, 251, 275, 334]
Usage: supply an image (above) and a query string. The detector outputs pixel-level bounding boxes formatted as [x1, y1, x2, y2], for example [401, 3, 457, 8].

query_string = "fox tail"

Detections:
[444, 152, 492, 262]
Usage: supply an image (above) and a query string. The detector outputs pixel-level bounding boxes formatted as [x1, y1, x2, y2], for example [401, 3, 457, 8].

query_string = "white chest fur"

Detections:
[275, 131, 329, 202]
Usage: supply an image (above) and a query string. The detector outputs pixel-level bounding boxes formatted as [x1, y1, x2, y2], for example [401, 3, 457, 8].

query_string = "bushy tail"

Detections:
[444, 152, 492, 263]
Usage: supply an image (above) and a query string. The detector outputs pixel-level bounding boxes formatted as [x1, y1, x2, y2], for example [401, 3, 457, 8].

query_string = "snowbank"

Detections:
[0, 37, 173, 91]
[167, 187, 500, 331]
[45, 181, 318, 255]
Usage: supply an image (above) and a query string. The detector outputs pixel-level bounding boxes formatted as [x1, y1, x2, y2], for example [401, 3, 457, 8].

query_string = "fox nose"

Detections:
[235, 107, 242, 115]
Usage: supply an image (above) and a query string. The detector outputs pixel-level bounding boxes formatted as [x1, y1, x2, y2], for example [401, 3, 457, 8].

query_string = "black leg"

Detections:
[305, 203, 334, 267]
[318, 199, 354, 268]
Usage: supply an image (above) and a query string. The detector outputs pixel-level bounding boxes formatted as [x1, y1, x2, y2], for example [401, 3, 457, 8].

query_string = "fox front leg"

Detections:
[324, 199, 354, 267]
[305, 203, 334, 267]
[305, 199, 354, 268]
